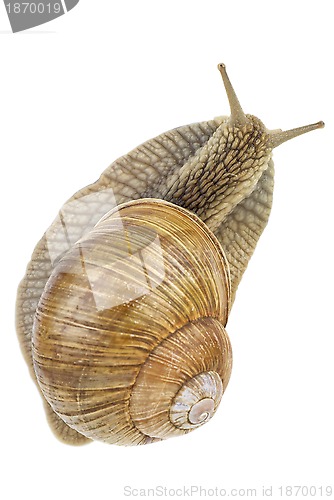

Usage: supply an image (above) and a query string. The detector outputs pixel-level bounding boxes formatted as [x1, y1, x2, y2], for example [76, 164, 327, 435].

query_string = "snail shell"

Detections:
[32, 199, 232, 445]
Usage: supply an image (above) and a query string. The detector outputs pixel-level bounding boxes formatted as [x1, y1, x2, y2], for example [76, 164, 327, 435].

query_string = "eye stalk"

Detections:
[218, 63, 248, 128]
[268, 121, 325, 148]
[217, 62, 325, 146]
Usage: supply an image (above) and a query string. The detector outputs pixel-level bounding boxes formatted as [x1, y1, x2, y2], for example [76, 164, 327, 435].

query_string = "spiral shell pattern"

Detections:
[170, 371, 223, 429]
[32, 199, 232, 445]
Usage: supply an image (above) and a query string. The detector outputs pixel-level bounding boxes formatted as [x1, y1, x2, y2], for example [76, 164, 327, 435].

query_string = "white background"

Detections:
[1, 1, 333, 498]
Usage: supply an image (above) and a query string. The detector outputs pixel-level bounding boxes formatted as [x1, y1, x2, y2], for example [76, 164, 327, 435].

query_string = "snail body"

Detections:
[16, 64, 324, 445]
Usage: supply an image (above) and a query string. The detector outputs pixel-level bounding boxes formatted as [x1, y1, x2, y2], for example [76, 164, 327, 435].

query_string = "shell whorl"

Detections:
[130, 318, 231, 439]
[32, 199, 232, 445]
[171, 371, 223, 429]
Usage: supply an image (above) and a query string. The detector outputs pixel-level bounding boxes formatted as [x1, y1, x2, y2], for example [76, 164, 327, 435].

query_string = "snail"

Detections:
[16, 63, 324, 446]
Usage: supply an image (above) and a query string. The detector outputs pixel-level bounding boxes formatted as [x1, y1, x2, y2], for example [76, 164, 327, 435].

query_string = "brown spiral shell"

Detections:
[32, 199, 232, 445]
